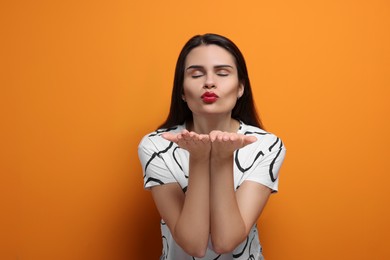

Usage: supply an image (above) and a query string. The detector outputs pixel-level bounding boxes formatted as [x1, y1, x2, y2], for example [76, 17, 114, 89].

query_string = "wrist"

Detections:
[210, 153, 233, 163]
[210, 154, 233, 167]
[190, 153, 211, 163]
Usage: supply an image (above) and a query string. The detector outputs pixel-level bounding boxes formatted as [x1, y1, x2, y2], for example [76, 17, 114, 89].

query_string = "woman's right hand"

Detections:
[162, 130, 211, 160]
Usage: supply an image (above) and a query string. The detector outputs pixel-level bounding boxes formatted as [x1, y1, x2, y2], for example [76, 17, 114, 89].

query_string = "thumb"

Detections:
[242, 135, 257, 146]
[162, 132, 178, 142]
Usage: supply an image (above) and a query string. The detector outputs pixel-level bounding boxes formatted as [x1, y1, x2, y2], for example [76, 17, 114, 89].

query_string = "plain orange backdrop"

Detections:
[1, 0, 389, 259]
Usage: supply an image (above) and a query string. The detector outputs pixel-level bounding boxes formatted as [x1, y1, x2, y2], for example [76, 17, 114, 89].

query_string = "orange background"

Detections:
[1, 0, 389, 259]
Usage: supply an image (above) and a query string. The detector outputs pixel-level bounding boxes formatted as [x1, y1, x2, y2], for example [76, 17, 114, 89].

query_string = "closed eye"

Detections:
[191, 72, 204, 78]
[189, 69, 205, 78]
[216, 69, 230, 77]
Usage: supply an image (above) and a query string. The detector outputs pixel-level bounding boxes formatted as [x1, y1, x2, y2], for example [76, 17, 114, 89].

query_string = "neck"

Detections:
[187, 114, 240, 134]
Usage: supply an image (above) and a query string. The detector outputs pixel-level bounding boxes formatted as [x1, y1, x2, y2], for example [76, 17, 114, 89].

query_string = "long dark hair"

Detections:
[158, 33, 264, 130]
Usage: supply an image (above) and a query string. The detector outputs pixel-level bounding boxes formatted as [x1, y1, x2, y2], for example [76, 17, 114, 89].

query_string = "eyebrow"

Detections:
[185, 64, 234, 71]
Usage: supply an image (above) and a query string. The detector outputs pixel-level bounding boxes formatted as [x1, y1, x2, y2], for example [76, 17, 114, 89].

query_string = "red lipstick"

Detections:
[201, 92, 219, 103]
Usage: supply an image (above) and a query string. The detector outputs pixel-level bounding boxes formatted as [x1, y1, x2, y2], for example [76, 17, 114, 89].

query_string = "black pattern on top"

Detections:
[269, 139, 284, 182]
[268, 137, 280, 152]
[246, 229, 258, 260]
[233, 236, 249, 258]
[143, 141, 175, 186]
[235, 149, 265, 173]
[172, 146, 186, 176]
[144, 141, 174, 173]
[243, 130, 269, 136]
[161, 235, 169, 260]
[234, 130, 268, 173]
[145, 177, 164, 186]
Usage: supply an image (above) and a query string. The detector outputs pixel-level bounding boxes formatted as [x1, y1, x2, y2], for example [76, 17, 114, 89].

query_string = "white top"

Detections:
[138, 121, 286, 259]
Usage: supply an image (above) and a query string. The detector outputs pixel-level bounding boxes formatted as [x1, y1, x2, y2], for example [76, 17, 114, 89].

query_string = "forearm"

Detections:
[210, 155, 247, 253]
[174, 156, 210, 257]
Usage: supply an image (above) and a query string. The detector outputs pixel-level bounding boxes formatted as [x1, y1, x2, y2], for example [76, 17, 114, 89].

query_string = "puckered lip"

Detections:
[201, 92, 219, 98]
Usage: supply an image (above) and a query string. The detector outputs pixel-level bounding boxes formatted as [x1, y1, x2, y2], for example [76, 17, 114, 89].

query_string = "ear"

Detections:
[238, 83, 244, 99]
[182, 94, 186, 102]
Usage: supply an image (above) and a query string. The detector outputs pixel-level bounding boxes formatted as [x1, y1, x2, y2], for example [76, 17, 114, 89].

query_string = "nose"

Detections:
[203, 75, 215, 89]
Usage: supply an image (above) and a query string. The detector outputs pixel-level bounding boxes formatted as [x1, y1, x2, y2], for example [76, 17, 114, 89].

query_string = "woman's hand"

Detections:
[209, 131, 257, 159]
[162, 130, 211, 160]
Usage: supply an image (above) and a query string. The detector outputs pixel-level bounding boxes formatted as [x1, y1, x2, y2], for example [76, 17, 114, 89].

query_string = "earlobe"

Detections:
[182, 95, 186, 102]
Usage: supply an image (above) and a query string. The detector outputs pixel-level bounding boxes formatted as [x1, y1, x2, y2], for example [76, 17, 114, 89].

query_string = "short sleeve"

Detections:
[138, 135, 177, 189]
[238, 135, 286, 192]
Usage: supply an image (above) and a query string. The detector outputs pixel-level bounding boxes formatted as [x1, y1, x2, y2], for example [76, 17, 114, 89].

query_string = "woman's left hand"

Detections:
[209, 131, 257, 159]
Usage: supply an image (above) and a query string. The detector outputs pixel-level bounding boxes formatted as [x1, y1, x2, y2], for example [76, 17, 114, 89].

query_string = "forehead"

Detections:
[185, 44, 236, 67]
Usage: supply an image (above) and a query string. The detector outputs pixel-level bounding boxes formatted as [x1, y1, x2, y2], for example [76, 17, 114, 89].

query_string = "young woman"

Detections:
[138, 33, 286, 260]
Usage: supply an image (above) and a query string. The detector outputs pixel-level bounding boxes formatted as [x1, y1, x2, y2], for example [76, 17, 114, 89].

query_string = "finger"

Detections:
[209, 130, 222, 142]
[215, 131, 227, 142]
[181, 130, 193, 141]
[223, 132, 234, 142]
[216, 133, 224, 142]
[176, 133, 184, 142]
[161, 132, 178, 142]
[181, 129, 190, 136]
[222, 132, 231, 141]
[199, 134, 210, 144]
[242, 135, 257, 146]
[189, 131, 198, 139]
[229, 133, 239, 142]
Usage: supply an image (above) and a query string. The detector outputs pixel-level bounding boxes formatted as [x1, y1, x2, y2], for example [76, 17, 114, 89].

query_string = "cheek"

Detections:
[182, 83, 199, 99]
[226, 82, 242, 96]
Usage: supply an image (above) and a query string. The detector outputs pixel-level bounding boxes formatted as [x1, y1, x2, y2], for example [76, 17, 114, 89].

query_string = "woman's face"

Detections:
[182, 44, 244, 118]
